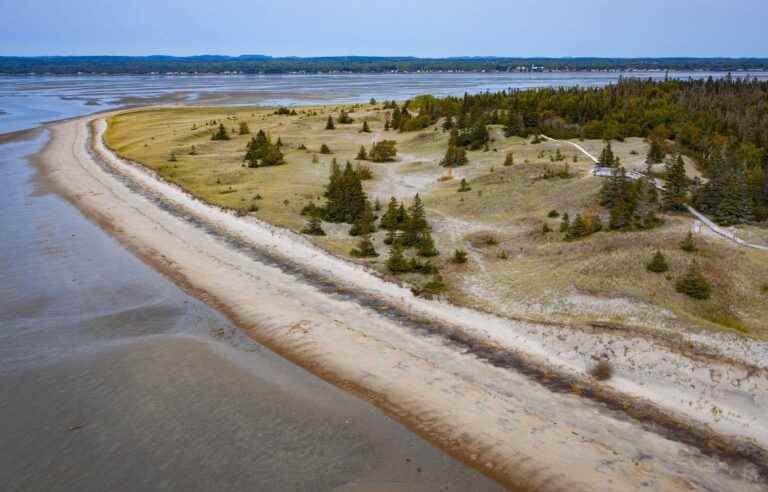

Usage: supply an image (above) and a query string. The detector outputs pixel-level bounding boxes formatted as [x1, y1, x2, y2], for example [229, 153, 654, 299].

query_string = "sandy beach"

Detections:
[28, 112, 768, 491]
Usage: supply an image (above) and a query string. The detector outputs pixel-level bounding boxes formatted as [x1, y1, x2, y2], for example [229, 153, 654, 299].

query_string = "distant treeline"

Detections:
[2, 55, 768, 75]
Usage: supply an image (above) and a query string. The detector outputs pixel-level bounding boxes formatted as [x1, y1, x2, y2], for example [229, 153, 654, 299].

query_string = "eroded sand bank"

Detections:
[33, 113, 768, 491]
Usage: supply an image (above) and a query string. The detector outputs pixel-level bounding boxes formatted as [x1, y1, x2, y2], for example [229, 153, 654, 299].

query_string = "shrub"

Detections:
[547, 210, 559, 218]
[680, 231, 697, 252]
[211, 123, 230, 141]
[301, 215, 326, 236]
[451, 249, 468, 264]
[238, 122, 250, 135]
[325, 116, 335, 130]
[319, 144, 332, 154]
[646, 250, 669, 273]
[458, 178, 471, 192]
[370, 140, 398, 162]
[590, 360, 613, 381]
[503, 152, 514, 166]
[675, 261, 712, 300]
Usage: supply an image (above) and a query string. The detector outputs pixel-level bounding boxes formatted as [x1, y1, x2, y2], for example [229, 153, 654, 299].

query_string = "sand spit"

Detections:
[35, 113, 768, 491]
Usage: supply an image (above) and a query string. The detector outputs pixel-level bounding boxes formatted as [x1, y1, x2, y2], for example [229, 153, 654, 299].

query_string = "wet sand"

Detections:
[0, 130, 502, 491]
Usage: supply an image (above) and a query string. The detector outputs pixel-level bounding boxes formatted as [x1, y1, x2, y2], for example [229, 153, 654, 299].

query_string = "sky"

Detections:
[0, 0, 766, 58]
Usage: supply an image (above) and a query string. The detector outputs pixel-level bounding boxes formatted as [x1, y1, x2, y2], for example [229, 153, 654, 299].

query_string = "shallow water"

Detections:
[0, 77, 512, 490]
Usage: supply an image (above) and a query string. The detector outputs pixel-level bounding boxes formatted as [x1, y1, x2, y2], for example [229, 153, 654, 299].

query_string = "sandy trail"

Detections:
[37, 113, 768, 491]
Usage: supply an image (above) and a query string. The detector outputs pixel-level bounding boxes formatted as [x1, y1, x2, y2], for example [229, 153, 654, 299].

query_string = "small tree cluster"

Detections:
[337, 110, 354, 124]
[243, 130, 284, 167]
[211, 123, 230, 141]
[600, 169, 661, 230]
[368, 140, 398, 162]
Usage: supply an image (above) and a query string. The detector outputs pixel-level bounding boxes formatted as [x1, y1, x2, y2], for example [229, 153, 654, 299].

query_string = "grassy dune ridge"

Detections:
[105, 104, 768, 338]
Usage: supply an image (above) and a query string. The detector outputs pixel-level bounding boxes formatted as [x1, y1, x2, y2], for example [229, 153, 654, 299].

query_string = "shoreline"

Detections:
[33, 112, 768, 490]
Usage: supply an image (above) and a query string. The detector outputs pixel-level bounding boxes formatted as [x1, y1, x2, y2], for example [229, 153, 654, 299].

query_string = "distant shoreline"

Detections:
[3, 55, 768, 76]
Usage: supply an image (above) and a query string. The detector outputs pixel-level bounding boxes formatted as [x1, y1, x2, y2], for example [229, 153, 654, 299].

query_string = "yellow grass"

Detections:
[106, 105, 768, 339]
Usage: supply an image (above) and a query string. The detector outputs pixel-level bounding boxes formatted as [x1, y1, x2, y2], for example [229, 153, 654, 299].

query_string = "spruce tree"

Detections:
[211, 123, 230, 141]
[320, 143, 332, 154]
[440, 143, 468, 168]
[239, 121, 250, 135]
[646, 250, 669, 273]
[676, 260, 712, 300]
[503, 152, 515, 166]
[356, 145, 368, 160]
[403, 194, 428, 246]
[417, 230, 439, 257]
[680, 231, 697, 252]
[458, 178, 471, 192]
[325, 115, 335, 130]
[350, 200, 376, 236]
[442, 115, 454, 131]
[386, 243, 410, 273]
[646, 139, 664, 165]
[566, 214, 589, 240]
[560, 212, 570, 232]
[380, 197, 400, 230]
[663, 155, 689, 211]
[361, 120, 371, 133]
[350, 234, 378, 258]
[599, 141, 616, 167]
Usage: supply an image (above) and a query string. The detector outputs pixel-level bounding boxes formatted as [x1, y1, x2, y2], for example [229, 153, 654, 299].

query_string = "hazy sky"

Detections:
[1, 0, 766, 57]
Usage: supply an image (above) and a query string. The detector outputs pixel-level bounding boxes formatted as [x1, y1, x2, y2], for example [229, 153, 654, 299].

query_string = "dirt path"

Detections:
[36, 114, 768, 491]
[543, 135, 768, 252]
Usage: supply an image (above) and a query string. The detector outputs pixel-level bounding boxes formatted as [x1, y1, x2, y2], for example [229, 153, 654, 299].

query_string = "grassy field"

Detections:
[106, 104, 768, 338]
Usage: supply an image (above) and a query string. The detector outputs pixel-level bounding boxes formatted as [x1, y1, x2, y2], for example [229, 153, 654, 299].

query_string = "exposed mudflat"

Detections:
[0, 128, 502, 492]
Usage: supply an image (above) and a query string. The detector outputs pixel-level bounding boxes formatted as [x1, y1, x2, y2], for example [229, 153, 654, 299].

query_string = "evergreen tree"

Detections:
[320, 144, 332, 154]
[386, 243, 410, 273]
[361, 120, 371, 133]
[325, 115, 335, 130]
[402, 194, 428, 246]
[503, 152, 515, 166]
[380, 197, 400, 230]
[695, 148, 753, 225]
[458, 178, 471, 192]
[396, 202, 408, 228]
[349, 200, 376, 236]
[338, 110, 354, 124]
[560, 212, 570, 232]
[676, 261, 712, 300]
[370, 140, 397, 162]
[211, 123, 230, 141]
[566, 214, 589, 240]
[350, 234, 378, 258]
[239, 121, 250, 135]
[356, 145, 368, 160]
[302, 215, 325, 236]
[680, 231, 697, 252]
[599, 141, 616, 167]
[440, 143, 468, 168]
[646, 139, 664, 165]
[663, 155, 689, 211]
[632, 178, 660, 229]
[417, 230, 439, 257]
[646, 250, 669, 273]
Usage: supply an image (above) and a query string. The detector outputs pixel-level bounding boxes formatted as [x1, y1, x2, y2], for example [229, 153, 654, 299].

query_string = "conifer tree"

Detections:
[646, 250, 669, 273]
[675, 260, 712, 300]
[361, 120, 371, 133]
[458, 178, 471, 192]
[560, 212, 570, 232]
[380, 197, 400, 230]
[599, 141, 616, 167]
[386, 243, 410, 273]
[350, 200, 376, 236]
[403, 194, 428, 246]
[503, 152, 515, 166]
[417, 230, 439, 257]
[440, 142, 468, 168]
[566, 214, 589, 240]
[442, 115, 454, 131]
[646, 139, 664, 165]
[680, 231, 697, 252]
[239, 121, 250, 135]
[211, 123, 230, 141]
[451, 249, 468, 264]
[663, 155, 689, 211]
[396, 202, 408, 228]
[325, 115, 335, 130]
[356, 145, 368, 160]
[350, 234, 378, 258]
